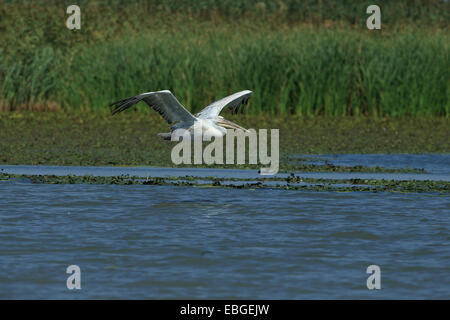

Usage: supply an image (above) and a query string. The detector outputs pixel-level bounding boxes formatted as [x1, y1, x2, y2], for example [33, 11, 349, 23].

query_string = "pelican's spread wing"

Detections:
[196, 90, 252, 119]
[110, 90, 195, 124]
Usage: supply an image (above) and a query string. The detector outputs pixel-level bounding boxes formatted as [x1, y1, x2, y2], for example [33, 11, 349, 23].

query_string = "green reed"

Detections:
[0, 1, 448, 116]
[1, 28, 448, 116]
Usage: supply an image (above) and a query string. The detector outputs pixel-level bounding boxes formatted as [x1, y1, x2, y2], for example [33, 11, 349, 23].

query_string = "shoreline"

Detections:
[0, 112, 449, 168]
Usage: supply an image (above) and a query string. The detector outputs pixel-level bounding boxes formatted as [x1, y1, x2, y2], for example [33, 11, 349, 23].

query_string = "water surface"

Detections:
[0, 157, 449, 299]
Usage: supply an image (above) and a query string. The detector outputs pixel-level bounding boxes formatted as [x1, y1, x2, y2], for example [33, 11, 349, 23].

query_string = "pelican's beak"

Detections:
[216, 118, 249, 132]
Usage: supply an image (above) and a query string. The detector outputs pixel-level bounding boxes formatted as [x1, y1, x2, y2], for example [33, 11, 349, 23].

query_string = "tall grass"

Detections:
[0, 1, 448, 116]
[1, 28, 447, 116]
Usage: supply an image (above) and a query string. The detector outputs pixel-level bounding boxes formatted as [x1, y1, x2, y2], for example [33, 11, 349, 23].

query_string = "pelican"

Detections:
[110, 90, 252, 140]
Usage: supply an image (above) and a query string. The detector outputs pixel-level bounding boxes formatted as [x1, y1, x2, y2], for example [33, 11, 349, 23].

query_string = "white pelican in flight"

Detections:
[110, 90, 252, 140]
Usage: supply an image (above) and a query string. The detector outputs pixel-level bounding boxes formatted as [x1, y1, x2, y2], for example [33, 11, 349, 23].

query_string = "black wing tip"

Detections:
[109, 96, 141, 115]
[109, 101, 125, 115]
[232, 95, 250, 115]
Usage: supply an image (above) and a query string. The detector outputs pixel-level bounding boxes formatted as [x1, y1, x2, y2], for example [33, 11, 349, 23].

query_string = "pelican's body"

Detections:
[110, 90, 252, 140]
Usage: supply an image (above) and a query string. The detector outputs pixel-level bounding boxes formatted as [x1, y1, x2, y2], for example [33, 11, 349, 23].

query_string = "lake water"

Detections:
[0, 154, 449, 299]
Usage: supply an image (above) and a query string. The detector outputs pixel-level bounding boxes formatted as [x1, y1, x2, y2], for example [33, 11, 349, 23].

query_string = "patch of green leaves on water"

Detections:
[1, 173, 448, 194]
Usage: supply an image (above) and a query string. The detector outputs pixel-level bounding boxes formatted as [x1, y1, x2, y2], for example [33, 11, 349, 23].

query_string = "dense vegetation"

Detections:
[0, 0, 448, 116]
